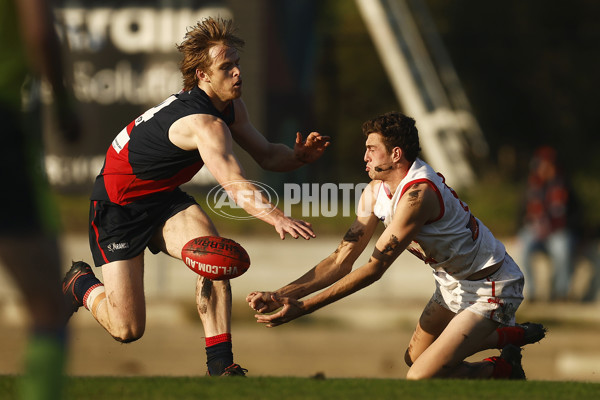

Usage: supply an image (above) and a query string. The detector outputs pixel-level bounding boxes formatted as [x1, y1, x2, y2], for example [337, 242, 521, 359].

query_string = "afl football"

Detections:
[181, 236, 250, 280]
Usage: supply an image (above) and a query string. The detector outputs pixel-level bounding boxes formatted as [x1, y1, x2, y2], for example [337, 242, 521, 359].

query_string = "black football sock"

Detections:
[73, 272, 102, 304]
[206, 334, 233, 376]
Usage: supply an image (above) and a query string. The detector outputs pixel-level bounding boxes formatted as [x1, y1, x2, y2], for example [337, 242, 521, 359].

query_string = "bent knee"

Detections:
[406, 367, 429, 380]
[407, 364, 453, 380]
[110, 324, 145, 343]
[406, 362, 442, 380]
[113, 332, 143, 343]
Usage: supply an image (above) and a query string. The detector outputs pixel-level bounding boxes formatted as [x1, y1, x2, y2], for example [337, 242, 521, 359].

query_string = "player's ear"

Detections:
[392, 147, 403, 162]
[196, 68, 210, 83]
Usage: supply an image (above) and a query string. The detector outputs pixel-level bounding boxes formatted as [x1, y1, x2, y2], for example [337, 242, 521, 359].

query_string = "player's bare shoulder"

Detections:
[403, 181, 428, 205]
[400, 180, 441, 220]
[169, 113, 230, 151]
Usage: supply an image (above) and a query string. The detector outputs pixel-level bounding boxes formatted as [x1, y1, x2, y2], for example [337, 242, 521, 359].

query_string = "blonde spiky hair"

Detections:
[176, 17, 245, 91]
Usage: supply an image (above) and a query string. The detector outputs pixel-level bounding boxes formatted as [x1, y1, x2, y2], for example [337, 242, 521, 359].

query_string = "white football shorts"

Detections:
[431, 253, 524, 326]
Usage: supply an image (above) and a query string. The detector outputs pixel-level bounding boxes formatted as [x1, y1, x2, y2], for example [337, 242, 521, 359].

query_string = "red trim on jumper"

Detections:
[83, 283, 104, 310]
[103, 162, 202, 205]
[400, 178, 444, 223]
[382, 183, 393, 199]
[91, 201, 109, 264]
[205, 333, 232, 347]
[101, 119, 203, 205]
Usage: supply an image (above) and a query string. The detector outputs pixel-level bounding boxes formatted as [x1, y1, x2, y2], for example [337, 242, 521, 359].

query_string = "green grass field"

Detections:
[1, 376, 600, 400]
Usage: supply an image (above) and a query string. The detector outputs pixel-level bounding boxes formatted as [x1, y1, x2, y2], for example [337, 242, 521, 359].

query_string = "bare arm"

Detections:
[170, 114, 315, 239]
[248, 212, 380, 313]
[247, 181, 380, 312]
[281, 218, 379, 298]
[229, 99, 330, 171]
[255, 182, 440, 326]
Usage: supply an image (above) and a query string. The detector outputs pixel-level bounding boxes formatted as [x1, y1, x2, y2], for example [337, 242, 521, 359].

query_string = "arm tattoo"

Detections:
[335, 227, 365, 254]
[343, 227, 364, 242]
[407, 188, 422, 207]
[381, 234, 401, 255]
[372, 234, 402, 263]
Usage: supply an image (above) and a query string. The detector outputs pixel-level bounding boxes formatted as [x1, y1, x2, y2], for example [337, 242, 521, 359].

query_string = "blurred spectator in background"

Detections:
[0, 0, 79, 399]
[518, 146, 581, 302]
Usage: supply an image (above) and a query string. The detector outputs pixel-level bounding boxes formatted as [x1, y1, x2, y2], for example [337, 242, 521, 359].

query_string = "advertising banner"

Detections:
[45, 0, 233, 191]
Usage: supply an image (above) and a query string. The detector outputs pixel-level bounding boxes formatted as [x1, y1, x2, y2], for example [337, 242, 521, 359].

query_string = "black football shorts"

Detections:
[89, 188, 198, 267]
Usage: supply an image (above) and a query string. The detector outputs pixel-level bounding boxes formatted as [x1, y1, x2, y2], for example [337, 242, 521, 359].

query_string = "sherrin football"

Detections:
[181, 236, 250, 280]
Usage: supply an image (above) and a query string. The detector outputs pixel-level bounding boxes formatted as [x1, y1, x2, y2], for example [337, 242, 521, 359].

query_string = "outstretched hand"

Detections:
[294, 132, 330, 164]
[246, 291, 282, 314]
[274, 215, 315, 240]
[253, 293, 306, 328]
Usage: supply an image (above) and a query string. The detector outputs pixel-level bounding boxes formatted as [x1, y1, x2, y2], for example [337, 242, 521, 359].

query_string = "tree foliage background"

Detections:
[52, 0, 600, 236]
[305, 0, 600, 234]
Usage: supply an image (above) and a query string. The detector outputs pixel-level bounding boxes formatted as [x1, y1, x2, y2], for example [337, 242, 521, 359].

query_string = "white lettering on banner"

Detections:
[72, 60, 181, 105]
[53, 6, 232, 105]
[44, 155, 217, 187]
[110, 8, 156, 53]
[45, 155, 106, 186]
[57, 7, 233, 53]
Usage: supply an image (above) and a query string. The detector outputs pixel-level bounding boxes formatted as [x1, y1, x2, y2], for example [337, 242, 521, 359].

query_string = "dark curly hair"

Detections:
[362, 111, 421, 162]
[176, 17, 245, 91]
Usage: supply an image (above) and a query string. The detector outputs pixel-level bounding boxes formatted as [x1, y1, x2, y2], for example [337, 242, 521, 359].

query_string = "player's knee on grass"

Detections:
[406, 365, 435, 380]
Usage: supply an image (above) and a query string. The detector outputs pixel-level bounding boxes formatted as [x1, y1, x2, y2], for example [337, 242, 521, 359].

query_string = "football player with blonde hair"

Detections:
[63, 17, 329, 377]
